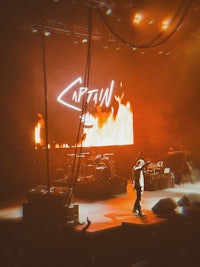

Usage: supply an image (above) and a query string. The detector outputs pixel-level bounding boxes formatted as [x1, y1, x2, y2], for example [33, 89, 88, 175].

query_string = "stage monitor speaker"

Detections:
[24, 185, 72, 225]
[177, 193, 200, 208]
[23, 201, 68, 224]
[152, 198, 177, 214]
[27, 185, 70, 205]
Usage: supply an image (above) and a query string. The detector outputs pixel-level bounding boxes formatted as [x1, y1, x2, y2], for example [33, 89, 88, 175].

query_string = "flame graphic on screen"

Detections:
[81, 95, 133, 147]
[34, 95, 133, 148]
[34, 113, 45, 148]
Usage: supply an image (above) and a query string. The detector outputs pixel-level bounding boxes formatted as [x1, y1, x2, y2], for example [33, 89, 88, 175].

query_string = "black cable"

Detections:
[39, 1, 51, 192]
[68, 0, 94, 205]
[147, 0, 192, 48]
[97, 0, 192, 49]
[139, 0, 191, 48]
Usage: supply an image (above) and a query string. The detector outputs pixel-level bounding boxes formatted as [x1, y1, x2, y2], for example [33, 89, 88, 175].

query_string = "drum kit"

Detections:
[66, 151, 115, 178]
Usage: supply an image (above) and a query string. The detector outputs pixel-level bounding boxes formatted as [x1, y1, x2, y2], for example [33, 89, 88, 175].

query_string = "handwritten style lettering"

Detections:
[57, 77, 114, 111]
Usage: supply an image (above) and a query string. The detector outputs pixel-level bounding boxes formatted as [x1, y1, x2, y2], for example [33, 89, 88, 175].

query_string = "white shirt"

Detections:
[133, 159, 145, 189]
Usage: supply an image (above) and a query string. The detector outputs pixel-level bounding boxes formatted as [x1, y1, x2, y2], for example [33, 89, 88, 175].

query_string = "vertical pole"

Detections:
[41, 20, 50, 192]
[68, 0, 94, 205]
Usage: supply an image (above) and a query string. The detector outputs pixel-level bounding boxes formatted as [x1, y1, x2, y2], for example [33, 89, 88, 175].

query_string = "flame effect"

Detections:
[34, 113, 45, 148]
[34, 95, 133, 148]
[81, 94, 134, 147]
[35, 123, 41, 144]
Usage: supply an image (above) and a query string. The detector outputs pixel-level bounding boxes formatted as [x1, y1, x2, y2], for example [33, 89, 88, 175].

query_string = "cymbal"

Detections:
[103, 153, 114, 156]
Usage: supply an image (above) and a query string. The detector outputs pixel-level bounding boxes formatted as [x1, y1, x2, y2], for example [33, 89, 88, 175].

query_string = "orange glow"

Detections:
[132, 13, 142, 25]
[55, 143, 70, 148]
[81, 94, 134, 147]
[161, 19, 170, 31]
[35, 95, 133, 148]
[34, 113, 44, 148]
[35, 123, 41, 144]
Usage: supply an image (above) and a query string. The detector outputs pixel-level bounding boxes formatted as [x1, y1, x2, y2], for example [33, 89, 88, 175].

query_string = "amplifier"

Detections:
[24, 185, 78, 225]
[23, 201, 68, 224]
[27, 185, 70, 205]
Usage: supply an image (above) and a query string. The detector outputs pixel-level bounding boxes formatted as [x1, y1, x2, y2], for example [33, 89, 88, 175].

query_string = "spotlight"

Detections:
[44, 31, 51, 36]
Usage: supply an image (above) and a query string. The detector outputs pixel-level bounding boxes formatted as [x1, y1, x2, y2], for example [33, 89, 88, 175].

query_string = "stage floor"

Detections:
[75, 180, 200, 232]
[1, 180, 200, 233]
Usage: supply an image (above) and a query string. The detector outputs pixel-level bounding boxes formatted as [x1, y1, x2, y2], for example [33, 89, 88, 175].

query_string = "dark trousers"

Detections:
[133, 186, 142, 212]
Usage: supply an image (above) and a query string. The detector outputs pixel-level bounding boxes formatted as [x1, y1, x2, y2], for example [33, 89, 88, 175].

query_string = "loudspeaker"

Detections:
[152, 198, 177, 214]
[177, 193, 200, 208]
[23, 201, 68, 224]
[24, 185, 75, 225]
[23, 201, 79, 225]
[27, 186, 70, 205]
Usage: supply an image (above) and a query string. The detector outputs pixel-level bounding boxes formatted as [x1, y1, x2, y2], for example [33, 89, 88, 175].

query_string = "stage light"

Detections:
[161, 19, 170, 31]
[82, 38, 88, 43]
[44, 30, 51, 36]
[148, 19, 154, 25]
[106, 8, 112, 16]
[31, 27, 38, 33]
[132, 12, 142, 25]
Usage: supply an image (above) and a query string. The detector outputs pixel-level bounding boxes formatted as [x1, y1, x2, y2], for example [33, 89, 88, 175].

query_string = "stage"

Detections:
[1, 179, 200, 232]
[1, 177, 200, 267]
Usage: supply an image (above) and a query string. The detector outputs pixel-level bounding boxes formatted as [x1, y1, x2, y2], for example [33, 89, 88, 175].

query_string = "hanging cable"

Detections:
[67, 0, 94, 205]
[39, 1, 51, 192]
[146, 0, 192, 48]
[97, 0, 192, 49]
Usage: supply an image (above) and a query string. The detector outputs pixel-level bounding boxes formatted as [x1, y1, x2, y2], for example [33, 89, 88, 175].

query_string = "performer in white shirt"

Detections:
[132, 153, 150, 216]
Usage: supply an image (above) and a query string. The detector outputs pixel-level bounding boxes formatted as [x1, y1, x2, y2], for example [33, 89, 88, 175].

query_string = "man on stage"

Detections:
[132, 153, 150, 216]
